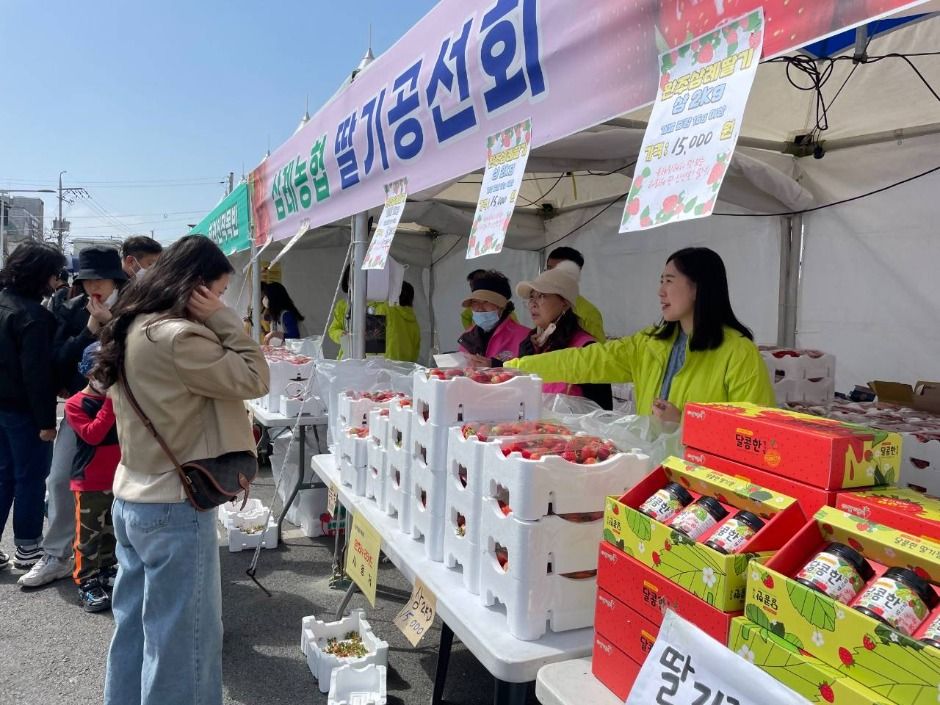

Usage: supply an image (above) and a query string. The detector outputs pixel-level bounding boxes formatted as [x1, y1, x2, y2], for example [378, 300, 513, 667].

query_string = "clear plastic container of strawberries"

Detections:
[497, 434, 618, 464]
[460, 420, 572, 442]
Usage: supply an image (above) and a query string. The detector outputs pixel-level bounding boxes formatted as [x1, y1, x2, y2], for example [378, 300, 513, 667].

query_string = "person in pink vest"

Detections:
[516, 268, 613, 409]
[458, 271, 530, 367]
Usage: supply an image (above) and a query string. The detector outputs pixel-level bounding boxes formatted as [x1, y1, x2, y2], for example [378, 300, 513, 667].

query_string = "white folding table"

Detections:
[534, 657, 621, 705]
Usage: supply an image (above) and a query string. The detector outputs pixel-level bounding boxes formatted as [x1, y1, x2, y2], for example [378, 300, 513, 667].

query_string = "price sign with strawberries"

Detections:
[466, 119, 532, 259]
[627, 610, 804, 705]
[363, 178, 407, 271]
[620, 10, 764, 233]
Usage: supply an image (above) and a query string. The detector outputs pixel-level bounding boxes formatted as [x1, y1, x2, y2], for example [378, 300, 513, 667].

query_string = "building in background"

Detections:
[0, 195, 44, 244]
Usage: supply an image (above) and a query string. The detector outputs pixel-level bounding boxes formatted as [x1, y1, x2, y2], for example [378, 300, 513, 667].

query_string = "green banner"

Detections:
[189, 182, 251, 256]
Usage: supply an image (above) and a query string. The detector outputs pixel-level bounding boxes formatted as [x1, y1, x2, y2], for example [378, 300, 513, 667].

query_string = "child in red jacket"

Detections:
[64, 343, 119, 612]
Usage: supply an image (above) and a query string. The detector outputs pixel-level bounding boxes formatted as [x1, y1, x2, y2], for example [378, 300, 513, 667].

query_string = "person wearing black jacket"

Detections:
[18, 246, 127, 588]
[0, 241, 67, 570]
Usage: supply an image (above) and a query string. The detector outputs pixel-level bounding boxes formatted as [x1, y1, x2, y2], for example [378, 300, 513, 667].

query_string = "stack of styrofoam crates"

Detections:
[366, 408, 390, 511]
[218, 498, 278, 552]
[300, 609, 389, 694]
[339, 427, 370, 496]
[256, 348, 317, 413]
[443, 420, 574, 595]
[760, 347, 836, 404]
[409, 369, 543, 562]
[477, 435, 651, 641]
[385, 399, 414, 533]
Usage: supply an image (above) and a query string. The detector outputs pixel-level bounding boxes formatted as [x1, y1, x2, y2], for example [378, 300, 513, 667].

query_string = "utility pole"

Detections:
[227, 171, 234, 196]
[56, 171, 65, 249]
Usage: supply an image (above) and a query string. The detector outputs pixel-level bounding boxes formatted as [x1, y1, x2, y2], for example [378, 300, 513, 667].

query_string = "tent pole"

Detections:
[349, 212, 369, 359]
[778, 214, 802, 348]
[251, 239, 262, 341]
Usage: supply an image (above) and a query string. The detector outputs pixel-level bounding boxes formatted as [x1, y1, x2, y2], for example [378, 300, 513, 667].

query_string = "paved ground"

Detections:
[0, 463, 539, 705]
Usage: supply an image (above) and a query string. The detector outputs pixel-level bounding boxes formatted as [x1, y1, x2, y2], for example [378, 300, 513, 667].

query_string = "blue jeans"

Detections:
[105, 499, 223, 705]
[0, 409, 53, 546]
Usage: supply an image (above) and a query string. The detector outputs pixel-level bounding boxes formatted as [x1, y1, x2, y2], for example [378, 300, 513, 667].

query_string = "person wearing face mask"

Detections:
[545, 246, 606, 343]
[506, 247, 774, 423]
[516, 268, 612, 410]
[457, 270, 529, 367]
[18, 247, 128, 589]
[120, 235, 163, 279]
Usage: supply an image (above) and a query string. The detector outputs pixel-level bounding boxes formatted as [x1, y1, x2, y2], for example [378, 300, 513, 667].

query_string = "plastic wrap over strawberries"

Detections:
[497, 434, 617, 464]
[460, 420, 572, 442]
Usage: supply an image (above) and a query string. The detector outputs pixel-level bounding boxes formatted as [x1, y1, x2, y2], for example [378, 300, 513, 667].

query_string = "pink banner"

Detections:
[251, 0, 926, 245]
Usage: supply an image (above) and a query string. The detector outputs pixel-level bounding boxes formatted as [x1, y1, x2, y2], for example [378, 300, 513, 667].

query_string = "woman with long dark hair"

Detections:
[0, 241, 66, 570]
[260, 280, 304, 343]
[515, 267, 612, 409]
[507, 247, 774, 421]
[96, 235, 269, 705]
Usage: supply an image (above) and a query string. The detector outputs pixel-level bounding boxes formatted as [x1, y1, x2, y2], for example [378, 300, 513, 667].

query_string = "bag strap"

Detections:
[119, 376, 190, 486]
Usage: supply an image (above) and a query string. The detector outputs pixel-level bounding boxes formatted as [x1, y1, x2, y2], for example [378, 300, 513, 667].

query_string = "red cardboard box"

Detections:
[684, 447, 836, 517]
[594, 588, 660, 665]
[682, 402, 902, 490]
[597, 541, 739, 644]
[836, 486, 940, 540]
[591, 633, 641, 701]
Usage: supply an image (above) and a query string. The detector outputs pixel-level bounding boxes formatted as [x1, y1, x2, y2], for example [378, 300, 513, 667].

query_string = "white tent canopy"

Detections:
[233, 3, 940, 393]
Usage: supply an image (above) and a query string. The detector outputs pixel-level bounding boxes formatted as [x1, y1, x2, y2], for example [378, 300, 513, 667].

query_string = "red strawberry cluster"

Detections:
[262, 347, 313, 365]
[461, 420, 571, 442]
[499, 434, 617, 464]
[426, 367, 522, 384]
[347, 427, 370, 439]
[343, 390, 405, 403]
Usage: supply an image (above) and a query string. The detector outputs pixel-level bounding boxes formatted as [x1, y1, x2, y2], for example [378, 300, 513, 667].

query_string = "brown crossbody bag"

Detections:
[120, 377, 257, 511]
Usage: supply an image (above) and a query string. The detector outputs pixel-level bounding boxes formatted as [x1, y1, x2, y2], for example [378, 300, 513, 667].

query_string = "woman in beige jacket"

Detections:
[93, 235, 269, 705]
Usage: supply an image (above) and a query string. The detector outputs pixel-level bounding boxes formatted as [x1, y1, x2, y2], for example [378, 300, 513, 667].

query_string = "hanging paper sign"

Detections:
[620, 10, 764, 233]
[363, 178, 408, 271]
[627, 610, 810, 705]
[326, 483, 338, 517]
[268, 218, 311, 267]
[466, 118, 532, 259]
[393, 577, 437, 647]
[344, 512, 381, 606]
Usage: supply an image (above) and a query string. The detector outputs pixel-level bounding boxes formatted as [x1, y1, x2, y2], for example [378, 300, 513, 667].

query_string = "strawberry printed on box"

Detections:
[482, 435, 651, 522]
[747, 507, 940, 704]
[682, 402, 903, 490]
[604, 456, 803, 612]
[837, 486, 940, 540]
[728, 616, 893, 705]
[411, 368, 541, 427]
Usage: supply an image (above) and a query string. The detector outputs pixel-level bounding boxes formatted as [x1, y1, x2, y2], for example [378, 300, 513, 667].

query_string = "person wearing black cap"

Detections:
[457, 270, 529, 366]
[19, 246, 128, 589]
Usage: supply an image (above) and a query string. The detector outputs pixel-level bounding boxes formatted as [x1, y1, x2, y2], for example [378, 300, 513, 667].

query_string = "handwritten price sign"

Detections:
[344, 512, 382, 606]
[327, 483, 338, 517]
[393, 578, 437, 647]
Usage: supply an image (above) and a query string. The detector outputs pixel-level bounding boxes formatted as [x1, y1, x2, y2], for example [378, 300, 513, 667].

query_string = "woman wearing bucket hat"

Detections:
[19, 246, 129, 588]
[516, 268, 612, 409]
[457, 270, 529, 367]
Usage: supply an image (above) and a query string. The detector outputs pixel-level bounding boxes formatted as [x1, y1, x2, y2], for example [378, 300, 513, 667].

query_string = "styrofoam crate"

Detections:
[337, 393, 404, 432]
[479, 544, 597, 641]
[773, 377, 835, 404]
[366, 442, 387, 511]
[383, 452, 412, 534]
[339, 431, 369, 495]
[296, 487, 330, 538]
[412, 370, 542, 427]
[387, 401, 414, 457]
[328, 664, 388, 705]
[262, 357, 317, 412]
[300, 610, 389, 694]
[218, 497, 265, 530]
[411, 420, 453, 475]
[480, 443, 651, 521]
[227, 517, 278, 553]
[480, 497, 602, 581]
[760, 349, 835, 382]
[410, 463, 446, 561]
[368, 408, 390, 449]
[444, 427, 488, 538]
[443, 520, 481, 595]
[900, 432, 940, 495]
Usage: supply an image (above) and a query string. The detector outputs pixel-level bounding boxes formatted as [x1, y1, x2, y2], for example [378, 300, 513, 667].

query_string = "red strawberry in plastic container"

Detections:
[497, 434, 618, 465]
[461, 420, 571, 442]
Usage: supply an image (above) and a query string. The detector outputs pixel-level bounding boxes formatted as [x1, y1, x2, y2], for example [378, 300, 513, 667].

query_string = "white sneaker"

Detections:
[18, 554, 74, 588]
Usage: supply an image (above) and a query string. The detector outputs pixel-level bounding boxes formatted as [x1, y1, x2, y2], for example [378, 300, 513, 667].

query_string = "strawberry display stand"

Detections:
[604, 456, 804, 611]
[728, 617, 891, 705]
[685, 447, 838, 518]
[682, 403, 903, 490]
[300, 609, 389, 694]
[480, 437, 651, 522]
[746, 507, 940, 704]
[836, 486, 940, 538]
[479, 497, 602, 640]
[411, 368, 542, 427]
[339, 428, 369, 496]
[760, 347, 836, 405]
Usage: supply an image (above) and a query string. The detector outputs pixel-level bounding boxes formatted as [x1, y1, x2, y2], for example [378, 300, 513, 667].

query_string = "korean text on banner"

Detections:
[621, 11, 763, 233]
[466, 118, 532, 259]
[627, 610, 811, 705]
[364, 178, 408, 270]
[190, 182, 252, 256]
[344, 512, 382, 606]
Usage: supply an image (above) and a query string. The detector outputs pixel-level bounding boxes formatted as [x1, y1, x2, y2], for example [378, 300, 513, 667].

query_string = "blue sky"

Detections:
[0, 1, 436, 246]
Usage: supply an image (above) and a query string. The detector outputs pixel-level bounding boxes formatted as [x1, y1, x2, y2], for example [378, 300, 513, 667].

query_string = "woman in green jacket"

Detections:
[505, 247, 775, 422]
